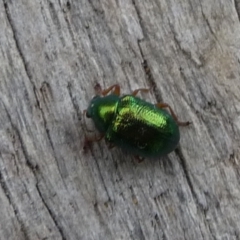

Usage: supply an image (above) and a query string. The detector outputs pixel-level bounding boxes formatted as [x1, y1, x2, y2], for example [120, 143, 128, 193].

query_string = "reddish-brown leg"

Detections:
[134, 155, 144, 163]
[156, 103, 190, 126]
[83, 133, 104, 152]
[101, 84, 121, 96]
[106, 141, 115, 149]
[132, 88, 149, 96]
[94, 83, 103, 96]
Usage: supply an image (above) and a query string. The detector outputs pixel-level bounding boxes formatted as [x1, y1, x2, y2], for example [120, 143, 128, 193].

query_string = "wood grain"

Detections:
[0, 0, 240, 239]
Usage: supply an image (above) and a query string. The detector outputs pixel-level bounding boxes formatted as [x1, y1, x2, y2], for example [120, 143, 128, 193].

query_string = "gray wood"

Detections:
[0, 0, 240, 239]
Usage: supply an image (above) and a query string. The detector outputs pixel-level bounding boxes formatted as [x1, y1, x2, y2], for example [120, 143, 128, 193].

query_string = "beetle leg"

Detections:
[82, 109, 93, 131]
[156, 103, 190, 126]
[83, 133, 104, 152]
[106, 141, 115, 149]
[132, 88, 149, 96]
[101, 84, 120, 96]
[94, 83, 103, 96]
[134, 155, 144, 163]
[84, 133, 104, 144]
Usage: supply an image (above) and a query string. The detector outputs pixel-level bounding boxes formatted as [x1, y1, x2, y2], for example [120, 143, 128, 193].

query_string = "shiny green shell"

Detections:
[86, 94, 180, 158]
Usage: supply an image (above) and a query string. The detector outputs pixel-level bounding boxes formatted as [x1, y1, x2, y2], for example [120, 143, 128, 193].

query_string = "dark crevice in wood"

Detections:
[66, 1, 71, 10]
[0, 107, 30, 239]
[33, 86, 55, 153]
[199, 226, 206, 240]
[162, 232, 167, 240]
[131, 0, 143, 33]
[48, 1, 66, 46]
[36, 184, 67, 240]
[3, 0, 57, 158]
[93, 203, 113, 239]
[135, 225, 146, 240]
[86, 1, 108, 55]
[234, 0, 240, 22]
[84, 23, 98, 55]
[151, 213, 166, 240]
[63, 12, 78, 50]
[174, 148, 197, 203]
[206, 220, 218, 240]
[4, 0, 61, 175]
[199, 3, 223, 53]
[67, 82, 82, 121]
[131, 0, 160, 99]
[137, 40, 163, 102]
[0, 164, 13, 212]
[3, 80, 67, 238]
[40, 81, 53, 103]
[175, 147, 217, 238]
[2, 102, 37, 173]
[201, 193, 220, 240]
[92, 153, 112, 202]
[168, 18, 203, 68]
[132, 0, 162, 100]
[3, 0, 33, 81]
[152, 194, 171, 238]
[57, 0, 61, 9]
[32, 86, 68, 185]
[34, 85, 66, 182]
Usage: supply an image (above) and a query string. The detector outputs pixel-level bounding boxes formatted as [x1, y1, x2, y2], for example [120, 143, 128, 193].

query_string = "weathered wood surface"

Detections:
[0, 0, 240, 239]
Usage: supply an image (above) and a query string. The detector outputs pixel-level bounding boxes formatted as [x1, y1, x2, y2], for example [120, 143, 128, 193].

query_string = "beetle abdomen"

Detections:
[105, 95, 180, 157]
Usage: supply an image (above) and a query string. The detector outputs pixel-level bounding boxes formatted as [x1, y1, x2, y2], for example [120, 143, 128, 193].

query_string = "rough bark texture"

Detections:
[0, 0, 240, 239]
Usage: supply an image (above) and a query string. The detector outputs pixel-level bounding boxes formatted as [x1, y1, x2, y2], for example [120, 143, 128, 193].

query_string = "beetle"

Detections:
[84, 83, 190, 159]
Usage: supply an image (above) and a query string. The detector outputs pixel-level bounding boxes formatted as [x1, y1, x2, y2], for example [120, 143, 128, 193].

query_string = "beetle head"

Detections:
[86, 95, 100, 118]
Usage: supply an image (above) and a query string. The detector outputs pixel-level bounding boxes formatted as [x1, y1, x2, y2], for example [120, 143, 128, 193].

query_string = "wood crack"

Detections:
[3, 1, 57, 158]
[137, 40, 162, 103]
[234, 0, 240, 22]
[0, 105, 31, 239]
[174, 147, 198, 204]
[67, 82, 82, 121]
[3, 1, 33, 81]
[36, 183, 67, 240]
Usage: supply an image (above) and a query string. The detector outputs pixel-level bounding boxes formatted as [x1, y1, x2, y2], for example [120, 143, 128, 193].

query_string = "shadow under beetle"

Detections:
[84, 83, 190, 159]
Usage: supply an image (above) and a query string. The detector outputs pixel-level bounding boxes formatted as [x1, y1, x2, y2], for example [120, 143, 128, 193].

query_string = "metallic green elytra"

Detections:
[85, 84, 189, 158]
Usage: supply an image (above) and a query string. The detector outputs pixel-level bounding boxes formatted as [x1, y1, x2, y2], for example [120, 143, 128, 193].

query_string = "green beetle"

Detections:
[84, 83, 190, 158]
